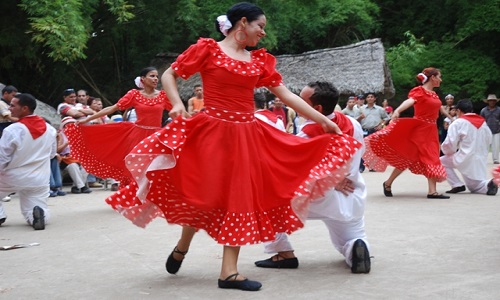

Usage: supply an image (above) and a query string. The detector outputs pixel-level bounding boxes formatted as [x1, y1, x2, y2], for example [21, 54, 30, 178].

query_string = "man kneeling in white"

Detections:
[440, 99, 498, 195]
[0, 93, 56, 229]
[254, 82, 370, 273]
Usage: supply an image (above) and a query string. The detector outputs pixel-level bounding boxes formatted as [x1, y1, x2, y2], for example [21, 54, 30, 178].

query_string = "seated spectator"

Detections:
[58, 118, 91, 194]
[57, 89, 94, 121]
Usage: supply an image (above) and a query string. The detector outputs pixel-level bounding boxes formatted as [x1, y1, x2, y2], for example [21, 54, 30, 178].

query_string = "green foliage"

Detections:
[19, 0, 134, 64]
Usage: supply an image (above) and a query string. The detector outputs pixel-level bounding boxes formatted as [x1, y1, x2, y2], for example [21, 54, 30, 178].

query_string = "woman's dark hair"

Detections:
[139, 67, 157, 77]
[215, 2, 265, 35]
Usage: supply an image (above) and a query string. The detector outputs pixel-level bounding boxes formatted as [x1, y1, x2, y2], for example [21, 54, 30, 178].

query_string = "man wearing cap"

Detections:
[0, 93, 57, 230]
[480, 94, 500, 164]
[441, 99, 497, 195]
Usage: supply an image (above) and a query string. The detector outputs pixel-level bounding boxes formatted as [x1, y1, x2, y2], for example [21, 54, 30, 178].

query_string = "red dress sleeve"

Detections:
[171, 38, 213, 80]
[408, 86, 425, 104]
[255, 50, 284, 88]
[116, 90, 137, 111]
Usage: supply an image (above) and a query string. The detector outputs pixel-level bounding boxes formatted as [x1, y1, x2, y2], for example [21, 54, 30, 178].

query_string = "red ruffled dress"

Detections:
[105, 38, 361, 246]
[64, 89, 172, 186]
[363, 86, 446, 181]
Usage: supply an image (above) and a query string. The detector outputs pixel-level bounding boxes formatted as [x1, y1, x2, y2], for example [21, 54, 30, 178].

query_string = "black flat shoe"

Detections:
[165, 246, 188, 274]
[218, 273, 262, 291]
[351, 239, 371, 274]
[383, 182, 393, 197]
[254, 254, 298, 269]
[445, 186, 466, 194]
[427, 192, 450, 199]
[487, 179, 498, 196]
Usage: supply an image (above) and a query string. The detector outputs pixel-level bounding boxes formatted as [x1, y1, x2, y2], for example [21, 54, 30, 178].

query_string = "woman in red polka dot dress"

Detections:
[363, 67, 453, 199]
[64, 67, 172, 187]
[105, 2, 361, 291]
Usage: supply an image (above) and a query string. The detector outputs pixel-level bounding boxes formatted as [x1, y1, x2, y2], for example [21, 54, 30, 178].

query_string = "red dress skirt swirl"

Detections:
[363, 86, 446, 181]
[105, 38, 361, 246]
[64, 89, 171, 186]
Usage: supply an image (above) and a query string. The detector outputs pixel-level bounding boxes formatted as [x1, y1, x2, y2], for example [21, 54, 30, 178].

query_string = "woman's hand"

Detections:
[168, 103, 191, 119]
[321, 118, 343, 134]
[75, 118, 89, 126]
[391, 111, 400, 122]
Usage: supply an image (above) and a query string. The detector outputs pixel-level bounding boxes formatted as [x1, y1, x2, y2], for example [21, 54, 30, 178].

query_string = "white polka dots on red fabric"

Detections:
[103, 107, 361, 246]
[363, 119, 447, 182]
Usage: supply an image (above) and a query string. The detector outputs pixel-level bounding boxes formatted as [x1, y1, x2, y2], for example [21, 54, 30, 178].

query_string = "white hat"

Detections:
[484, 94, 499, 103]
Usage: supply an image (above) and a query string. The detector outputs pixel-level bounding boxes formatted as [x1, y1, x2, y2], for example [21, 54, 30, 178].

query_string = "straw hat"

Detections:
[484, 94, 499, 103]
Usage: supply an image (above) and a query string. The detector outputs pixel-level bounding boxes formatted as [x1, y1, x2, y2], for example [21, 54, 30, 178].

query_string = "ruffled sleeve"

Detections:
[255, 50, 284, 88]
[408, 86, 424, 104]
[116, 90, 138, 111]
[171, 38, 213, 80]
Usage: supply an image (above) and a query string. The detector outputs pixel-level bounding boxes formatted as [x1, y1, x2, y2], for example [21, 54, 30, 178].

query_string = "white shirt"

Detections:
[0, 119, 57, 187]
[441, 115, 492, 180]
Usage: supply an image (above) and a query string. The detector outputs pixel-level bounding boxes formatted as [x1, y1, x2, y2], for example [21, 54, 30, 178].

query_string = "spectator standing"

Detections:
[382, 99, 393, 117]
[480, 94, 500, 164]
[269, 96, 296, 133]
[342, 96, 363, 123]
[187, 85, 204, 115]
[0, 85, 19, 135]
[359, 92, 389, 172]
[441, 99, 497, 195]
[77, 89, 90, 107]
[0, 93, 56, 230]
[0, 85, 19, 202]
[57, 89, 94, 120]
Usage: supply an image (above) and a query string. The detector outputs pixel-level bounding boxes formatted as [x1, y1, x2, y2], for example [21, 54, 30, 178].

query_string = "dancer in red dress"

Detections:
[105, 2, 361, 291]
[363, 67, 453, 198]
[64, 67, 171, 186]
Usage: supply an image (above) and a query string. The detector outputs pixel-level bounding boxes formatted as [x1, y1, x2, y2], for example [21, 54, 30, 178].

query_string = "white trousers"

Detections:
[65, 163, 88, 189]
[491, 133, 500, 163]
[440, 155, 489, 193]
[0, 185, 50, 224]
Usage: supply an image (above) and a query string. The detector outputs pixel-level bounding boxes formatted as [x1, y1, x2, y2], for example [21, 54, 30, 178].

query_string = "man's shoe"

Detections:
[32, 206, 45, 230]
[80, 187, 92, 194]
[487, 179, 498, 196]
[56, 190, 66, 196]
[351, 239, 370, 274]
[71, 187, 81, 194]
[88, 182, 103, 188]
[446, 186, 466, 194]
[218, 273, 262, 291]
[49, 190, 58, 197]
[0, 217, 6, 226]
[254, 254, 299, 269]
